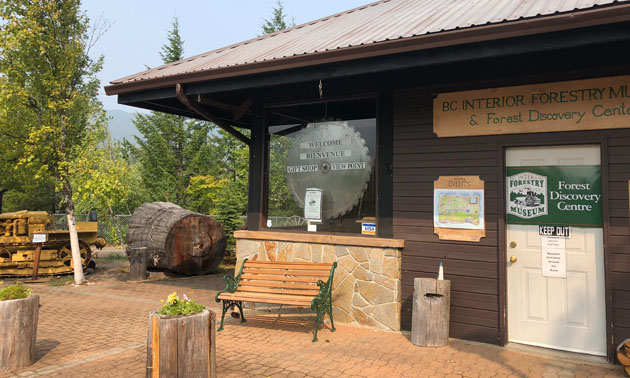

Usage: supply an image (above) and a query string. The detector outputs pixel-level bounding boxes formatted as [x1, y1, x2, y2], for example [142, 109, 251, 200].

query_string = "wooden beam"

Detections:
[175, 84, 250, 145]
[269, 110, 310, 123]
[247, 97, 267, 231]
[198, 96, 252, 121]
[376, 91, 394, 238]
[198, 96, 237, 111]
[233, 98, 252, 121]
[273, 124, 306, 136]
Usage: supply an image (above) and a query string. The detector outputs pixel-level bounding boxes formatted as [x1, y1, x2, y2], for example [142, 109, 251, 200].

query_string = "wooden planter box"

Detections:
[0, 295, 39, 372]
[147, 309, 216, 378]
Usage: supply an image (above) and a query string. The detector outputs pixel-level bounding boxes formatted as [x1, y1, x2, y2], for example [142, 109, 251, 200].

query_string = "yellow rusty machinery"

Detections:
[0, 210, 106, 276]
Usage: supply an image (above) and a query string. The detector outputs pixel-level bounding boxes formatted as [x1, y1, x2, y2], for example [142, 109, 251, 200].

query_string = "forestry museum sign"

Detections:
[433, 75, 630, 137]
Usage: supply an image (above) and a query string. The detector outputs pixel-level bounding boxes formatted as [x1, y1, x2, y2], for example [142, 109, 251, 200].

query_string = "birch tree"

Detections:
[0, 0, 107, 284]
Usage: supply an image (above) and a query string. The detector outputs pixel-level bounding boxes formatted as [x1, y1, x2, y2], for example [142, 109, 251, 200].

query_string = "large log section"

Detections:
[127, 202, 226, 275]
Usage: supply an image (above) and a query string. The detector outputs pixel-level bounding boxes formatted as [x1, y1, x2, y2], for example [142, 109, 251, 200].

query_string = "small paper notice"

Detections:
[541, 236, 566, 278]
[32, 233, 47, 243]
[304, 188, 323, 222]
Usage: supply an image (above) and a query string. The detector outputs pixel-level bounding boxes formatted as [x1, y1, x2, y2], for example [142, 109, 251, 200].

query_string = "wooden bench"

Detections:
[215, 259, 337, 342]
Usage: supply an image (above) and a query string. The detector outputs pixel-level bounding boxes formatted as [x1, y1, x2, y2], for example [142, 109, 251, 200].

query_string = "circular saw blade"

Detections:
[285, 121, 372, 219]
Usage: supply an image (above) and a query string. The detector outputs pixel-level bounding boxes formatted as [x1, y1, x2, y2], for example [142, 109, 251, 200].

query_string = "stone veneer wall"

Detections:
[236, 237, 403, 331]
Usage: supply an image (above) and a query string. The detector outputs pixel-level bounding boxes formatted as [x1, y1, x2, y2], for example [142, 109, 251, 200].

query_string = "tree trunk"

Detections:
[63, 180, 85, 285]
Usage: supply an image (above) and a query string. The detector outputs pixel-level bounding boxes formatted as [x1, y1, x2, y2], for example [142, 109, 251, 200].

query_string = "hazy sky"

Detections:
[82, 0, 369, 112]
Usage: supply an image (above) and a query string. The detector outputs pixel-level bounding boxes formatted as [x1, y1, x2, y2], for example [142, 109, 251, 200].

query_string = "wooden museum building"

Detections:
[106, 0, 630, 361]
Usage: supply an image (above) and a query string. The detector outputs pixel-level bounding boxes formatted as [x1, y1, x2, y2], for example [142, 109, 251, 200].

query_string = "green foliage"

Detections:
[0, 282, 32, 301]
[185, 175, 228, 215]
[48, 276, 73, 287]
[157, 291, 205, 317]
[213, 187, 246, 264]
[262, 0, 294, 34]
[0, 0, 107, 216]
[71, 134, 144, 244]
[103, 253, 128, 261]
[269, 135, 301, 216]
[160, 17, 184, 64]
[131, 114, 214, 205]
[130, 18, 217, 208]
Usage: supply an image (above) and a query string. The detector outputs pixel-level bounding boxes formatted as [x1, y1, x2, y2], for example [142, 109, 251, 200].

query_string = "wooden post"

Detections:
[31, 245, 42, 280]
[0, 296, 39, 372]
[147, 310, 216, 378]
[411, 278, 451, 347]
[129, 247, 148, 281]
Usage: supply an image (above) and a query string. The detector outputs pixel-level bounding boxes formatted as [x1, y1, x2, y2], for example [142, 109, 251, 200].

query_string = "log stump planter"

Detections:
[147, 310, 216, 378]
[411, 278, 451, 347]
[0, 295, 39, 372]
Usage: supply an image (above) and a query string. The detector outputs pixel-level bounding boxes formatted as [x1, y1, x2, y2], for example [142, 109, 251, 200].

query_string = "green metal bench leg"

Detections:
[313, 306, 322, 342]
[328, 298, 335, 332]
[218, 300, 229, 332]
[236, 301, 246, 323]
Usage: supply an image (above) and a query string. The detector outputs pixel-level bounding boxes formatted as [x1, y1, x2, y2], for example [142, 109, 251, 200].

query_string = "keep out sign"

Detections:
[506, 166, 602, 227]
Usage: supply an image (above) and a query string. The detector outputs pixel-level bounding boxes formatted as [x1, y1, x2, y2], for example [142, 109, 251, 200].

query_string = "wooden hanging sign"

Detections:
[434, 176, 485, 242]
[434, 75, 630, 137]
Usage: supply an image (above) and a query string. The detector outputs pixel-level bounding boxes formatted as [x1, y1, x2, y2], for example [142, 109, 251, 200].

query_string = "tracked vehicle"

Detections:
[0, 211, 106, 276]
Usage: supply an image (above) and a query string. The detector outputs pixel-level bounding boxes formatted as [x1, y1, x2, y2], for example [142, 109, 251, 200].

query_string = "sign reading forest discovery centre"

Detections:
[434, 75, 630, 137]
[506, 166, 602, 227]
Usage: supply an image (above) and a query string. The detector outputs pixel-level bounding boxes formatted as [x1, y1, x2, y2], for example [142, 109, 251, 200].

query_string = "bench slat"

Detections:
[245, 261, 333, 266]
[237, 286, 320, 296]
[242, 268, 329, 277]
[245, 262, 333, 270]
[238, 280, 319, 290]
[218, 292, 313, 305]
[240, 273, 324, 283]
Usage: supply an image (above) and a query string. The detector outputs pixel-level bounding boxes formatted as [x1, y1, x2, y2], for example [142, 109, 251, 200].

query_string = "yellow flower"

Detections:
[159, 299, 164, 303]
[166, 292, 177, 305]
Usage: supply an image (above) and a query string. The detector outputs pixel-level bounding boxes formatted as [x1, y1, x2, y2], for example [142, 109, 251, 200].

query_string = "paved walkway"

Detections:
[0, 259, 625, 378]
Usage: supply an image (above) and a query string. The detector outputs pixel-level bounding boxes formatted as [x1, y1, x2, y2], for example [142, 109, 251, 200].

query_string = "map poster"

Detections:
[434, 176, 486, 242]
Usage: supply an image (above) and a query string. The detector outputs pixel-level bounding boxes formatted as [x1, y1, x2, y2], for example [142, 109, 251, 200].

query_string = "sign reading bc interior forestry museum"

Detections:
[506, 166, 602, 227]
[434, 75, 630, 137]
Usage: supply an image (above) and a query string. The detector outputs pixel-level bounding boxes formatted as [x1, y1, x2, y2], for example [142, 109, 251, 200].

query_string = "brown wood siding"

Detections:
[394, 89, 630, 347]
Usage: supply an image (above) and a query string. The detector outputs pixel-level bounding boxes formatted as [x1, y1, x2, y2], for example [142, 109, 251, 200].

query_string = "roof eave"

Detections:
[104, 4, 630, 97]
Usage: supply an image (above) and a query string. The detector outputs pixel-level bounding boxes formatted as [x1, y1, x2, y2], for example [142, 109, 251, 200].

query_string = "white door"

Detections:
[506, 145, 607, 356]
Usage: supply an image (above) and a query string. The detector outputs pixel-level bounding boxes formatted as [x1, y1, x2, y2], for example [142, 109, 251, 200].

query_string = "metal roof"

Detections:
[107, 0, 630, 94]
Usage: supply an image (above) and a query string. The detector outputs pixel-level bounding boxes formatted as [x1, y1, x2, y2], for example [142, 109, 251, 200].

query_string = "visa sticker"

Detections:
[362, 223, 376, 235]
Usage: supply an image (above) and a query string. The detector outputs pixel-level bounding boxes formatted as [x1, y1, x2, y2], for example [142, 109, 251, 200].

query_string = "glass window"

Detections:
[267, 98, 376, 234]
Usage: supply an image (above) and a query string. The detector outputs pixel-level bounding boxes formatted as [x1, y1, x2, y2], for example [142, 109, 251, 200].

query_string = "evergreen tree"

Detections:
[131, 17, 215, 205]
[159, 17, 184, 64]
[262, 0, 294, 34]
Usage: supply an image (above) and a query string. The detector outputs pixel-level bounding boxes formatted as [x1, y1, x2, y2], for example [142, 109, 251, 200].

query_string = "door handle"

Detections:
[509, 241, 517, 249]
[510, 256, 518, 263]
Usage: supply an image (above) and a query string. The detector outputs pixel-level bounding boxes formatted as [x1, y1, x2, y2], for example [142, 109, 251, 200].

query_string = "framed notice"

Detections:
[434, 176, 485, 242]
